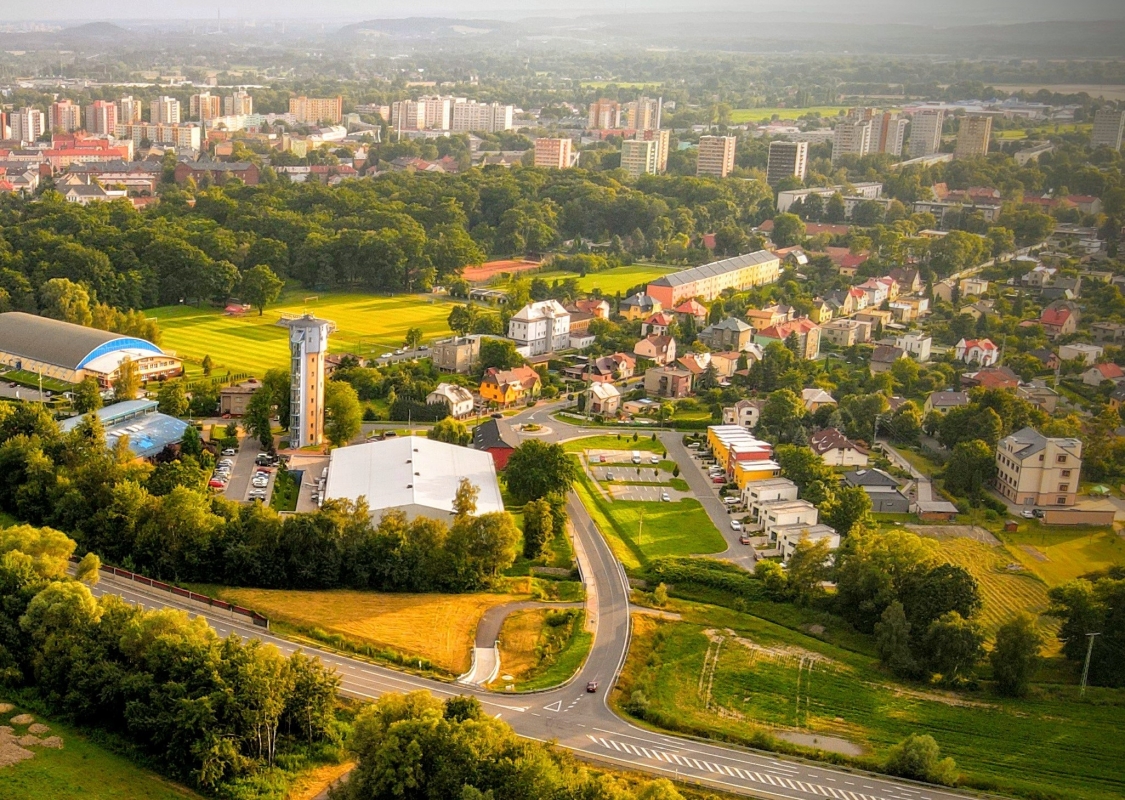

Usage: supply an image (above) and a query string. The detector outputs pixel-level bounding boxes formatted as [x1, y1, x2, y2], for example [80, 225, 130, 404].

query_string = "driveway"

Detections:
[222, 435, 264, 503]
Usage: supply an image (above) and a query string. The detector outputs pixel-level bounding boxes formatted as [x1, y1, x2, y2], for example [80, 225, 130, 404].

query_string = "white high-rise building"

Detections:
[877, 112, 908, 156]
[10, 108, 45, 144]
[1091, 108, 1125, 150]
[908, 109, 944, 158]
[278, 314, 335, 449]
[450, 100, 514, 133]
[832, 109, 874, 163]
[118, 96, 143, 123]
[391, 96, 452, 133]
[151, 96, 182, 125]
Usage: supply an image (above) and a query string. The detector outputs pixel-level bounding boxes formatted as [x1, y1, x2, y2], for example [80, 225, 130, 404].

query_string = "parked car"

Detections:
[723, 496, 739, 505]
[1033, 508, 1045, 519]
[586, 680, 599, 693]
[739, 534, 752, 545]
[606, 472, 615, 481]
[650, 455, 660, 464]
[661, 492, 670, 502]
[598, 454, 607, 463]
[711, 476, 725, 484]
[221, 448, 236, 456]
[1021, 508, 1035, 519]
[208, 479, 225, 489]
[730, 519, 742, 531]
[381, 353, 393, 359]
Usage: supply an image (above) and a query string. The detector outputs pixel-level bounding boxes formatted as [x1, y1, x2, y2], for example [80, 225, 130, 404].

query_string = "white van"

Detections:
[632, 450, 642, 464]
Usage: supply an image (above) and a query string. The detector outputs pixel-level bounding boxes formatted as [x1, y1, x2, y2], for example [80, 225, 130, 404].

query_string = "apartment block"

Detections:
[150, 96, 181, 124]
[741, 477, 799, 524]
[190, 92, 222, 122]
[696, 135, 737, 178]
[431, 335, 481, 373]
[638, 128, 670, 173]
[647, 250, 781, 306]
[534, 138, 573, 169]
[908, 108, 944, 158]
[49, 100, 82, 133]
[832, 109, 874, 162]
[621, 138, 658, 178]
[290, 96, 344, 125]
[225, 91, 254, 117]
[876, 112, 908, 155]
[995, 427, 1083, 507]
[766, 140, 808, 184]
[508, 300, 571, 356]
[954, 115, 992, 158]
[84, 100, 117, 135]
[1091, 108, 1125, 150]
[117, 96, 143, 124]
[9, 108, 45, 144]
[114, 122, 201, 151]
[623, 96, 662, 131]
[587, 98, 621, 129]
[451, 100, 514, 133]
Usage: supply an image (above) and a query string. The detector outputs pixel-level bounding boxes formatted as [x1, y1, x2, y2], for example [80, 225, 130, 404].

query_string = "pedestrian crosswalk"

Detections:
[586, 734, 930, 800]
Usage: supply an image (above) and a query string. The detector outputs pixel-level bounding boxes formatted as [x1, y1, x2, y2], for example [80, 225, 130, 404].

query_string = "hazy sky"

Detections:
[2, 0, 1122, 22]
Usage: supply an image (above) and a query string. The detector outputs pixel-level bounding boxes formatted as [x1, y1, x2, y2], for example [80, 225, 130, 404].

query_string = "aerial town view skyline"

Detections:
[0, 3, 1122, 800]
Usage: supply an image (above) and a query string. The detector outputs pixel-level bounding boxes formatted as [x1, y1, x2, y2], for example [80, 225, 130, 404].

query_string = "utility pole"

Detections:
[1080, 632, 1100, 697]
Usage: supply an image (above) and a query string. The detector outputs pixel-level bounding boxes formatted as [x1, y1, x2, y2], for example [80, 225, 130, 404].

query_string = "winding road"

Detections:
[91, 401, 976, 800]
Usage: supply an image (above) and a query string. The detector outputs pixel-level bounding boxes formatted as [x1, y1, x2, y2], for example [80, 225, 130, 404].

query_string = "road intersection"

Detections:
[91, 400, 974, 800]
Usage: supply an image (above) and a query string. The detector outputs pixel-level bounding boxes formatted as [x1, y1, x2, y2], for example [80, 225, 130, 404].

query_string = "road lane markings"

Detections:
[585, 735, 907, 800]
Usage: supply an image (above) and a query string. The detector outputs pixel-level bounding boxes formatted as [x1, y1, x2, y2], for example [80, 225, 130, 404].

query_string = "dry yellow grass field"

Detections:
[493, 608, 550, 683]
[211, 587, 528, 674]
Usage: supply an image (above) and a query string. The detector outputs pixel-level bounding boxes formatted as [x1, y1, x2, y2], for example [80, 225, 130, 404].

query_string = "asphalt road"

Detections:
[91, 431, 973, 800]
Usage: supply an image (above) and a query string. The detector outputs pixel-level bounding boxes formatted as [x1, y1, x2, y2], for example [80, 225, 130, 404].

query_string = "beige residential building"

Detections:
[534, 138, 573, 169]
[696, 135, 737, 178]
[587, 99, 621, 129]
[117, 95, 143, 123]
[150, 95, 181, 124]
[84, 100, 117, 135]
[832, 108, 875, 162]
[995, 427, 1082, 507]
[432, 335, 481, 373]
[225, 91, 254, 117]
[623, 96, 662, 131]
[290, 96, 344, 125]
[621, 138, 658, 178]
[908, 108, 944, 158]
[49, 100, 82, 132]
[190, 92, 222, 121]
[637, 128, 670, 172]
[954, 115, 992, 158]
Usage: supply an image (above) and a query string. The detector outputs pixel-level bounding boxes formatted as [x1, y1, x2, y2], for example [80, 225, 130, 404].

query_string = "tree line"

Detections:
[0, 402, 520, 593]
[0, 523, 342, 794]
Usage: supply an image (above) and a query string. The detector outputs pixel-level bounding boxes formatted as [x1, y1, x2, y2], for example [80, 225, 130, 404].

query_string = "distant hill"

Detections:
[339, 17, 513, 40]
[59, 21, 128, 39]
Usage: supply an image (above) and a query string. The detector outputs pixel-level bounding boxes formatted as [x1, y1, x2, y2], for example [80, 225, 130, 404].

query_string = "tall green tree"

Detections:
[504, 440, 578, 504]
[428, 417, 470, 446]
[922, 611, 984, 683]
[240, 264, 284, 316]
[156, 379, 189, 417]
[324, 381, 363, 447]
[71, 376, 103, 415]
[522, 498, 553, 560]
[112, 356, 140, 403]
[990, 614, 1043, 697]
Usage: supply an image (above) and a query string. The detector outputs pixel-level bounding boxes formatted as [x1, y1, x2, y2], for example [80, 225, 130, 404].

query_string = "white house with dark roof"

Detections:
[426, 383, 475, 419]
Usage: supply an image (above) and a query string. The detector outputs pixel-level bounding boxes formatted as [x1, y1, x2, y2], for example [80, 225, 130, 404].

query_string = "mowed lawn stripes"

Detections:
[147, 292, 463, 375]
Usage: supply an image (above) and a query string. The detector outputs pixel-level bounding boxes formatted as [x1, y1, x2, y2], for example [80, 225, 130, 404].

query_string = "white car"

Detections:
[382, 353, 393, 359]
[221, 448, 236, 456]
[650, 455, 661, 464]
[394, 348, 404, 355]
[730, 519, 742, 531]
[724, 496, 739, 505]
[661, 492, 671, 502]
[252, 478, 268, 488]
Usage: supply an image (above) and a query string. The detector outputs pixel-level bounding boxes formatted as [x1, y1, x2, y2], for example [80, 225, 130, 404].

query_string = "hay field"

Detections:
[208, 586, 527, 674]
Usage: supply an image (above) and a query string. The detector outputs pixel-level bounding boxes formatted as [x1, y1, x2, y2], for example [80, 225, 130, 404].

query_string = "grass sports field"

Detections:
[730, 106, 848, 123]
[0, 707, 200, 800]
[1000, 527, 1125, 585]
[513, 263, 678, 296]
[200, 585, 529, 675]
[618, 605, 1125, 800]
[147, 291, 461, 376]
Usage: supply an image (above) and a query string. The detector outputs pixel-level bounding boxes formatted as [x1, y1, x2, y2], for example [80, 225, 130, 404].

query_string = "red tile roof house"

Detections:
[1039, 306, 1077, 337]
[1082, 362, 1125, 386]
[633, 334, 677, 366]
[641, 312, 675, 336]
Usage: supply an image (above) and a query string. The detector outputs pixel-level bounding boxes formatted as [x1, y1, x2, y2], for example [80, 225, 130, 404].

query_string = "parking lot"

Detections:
[606, 484, 693, 502]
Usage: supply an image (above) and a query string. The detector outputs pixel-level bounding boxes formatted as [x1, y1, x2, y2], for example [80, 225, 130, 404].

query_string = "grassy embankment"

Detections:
[616, 603, 1125, 800]
[269, 466, 300, 512]
[0, 705, 201, 800]
[491, 608, 592, 692]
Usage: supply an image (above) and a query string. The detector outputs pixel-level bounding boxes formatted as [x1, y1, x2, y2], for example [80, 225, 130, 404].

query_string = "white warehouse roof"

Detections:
[323, 436, 505, 521]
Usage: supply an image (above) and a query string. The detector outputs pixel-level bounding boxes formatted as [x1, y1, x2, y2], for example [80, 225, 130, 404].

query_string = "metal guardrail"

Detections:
[71, 557, 269, 628]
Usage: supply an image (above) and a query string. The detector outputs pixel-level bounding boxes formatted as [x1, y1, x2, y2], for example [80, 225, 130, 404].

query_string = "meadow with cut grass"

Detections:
[730, 106, 849, 123]
[572, 468, 725, 570]
[999, 527, 1125, 585]
[526, 263, 679, 295]
[0, 707, 201, 800]
[617, 603, 1125, 800]
[147, 291, 461, 376]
